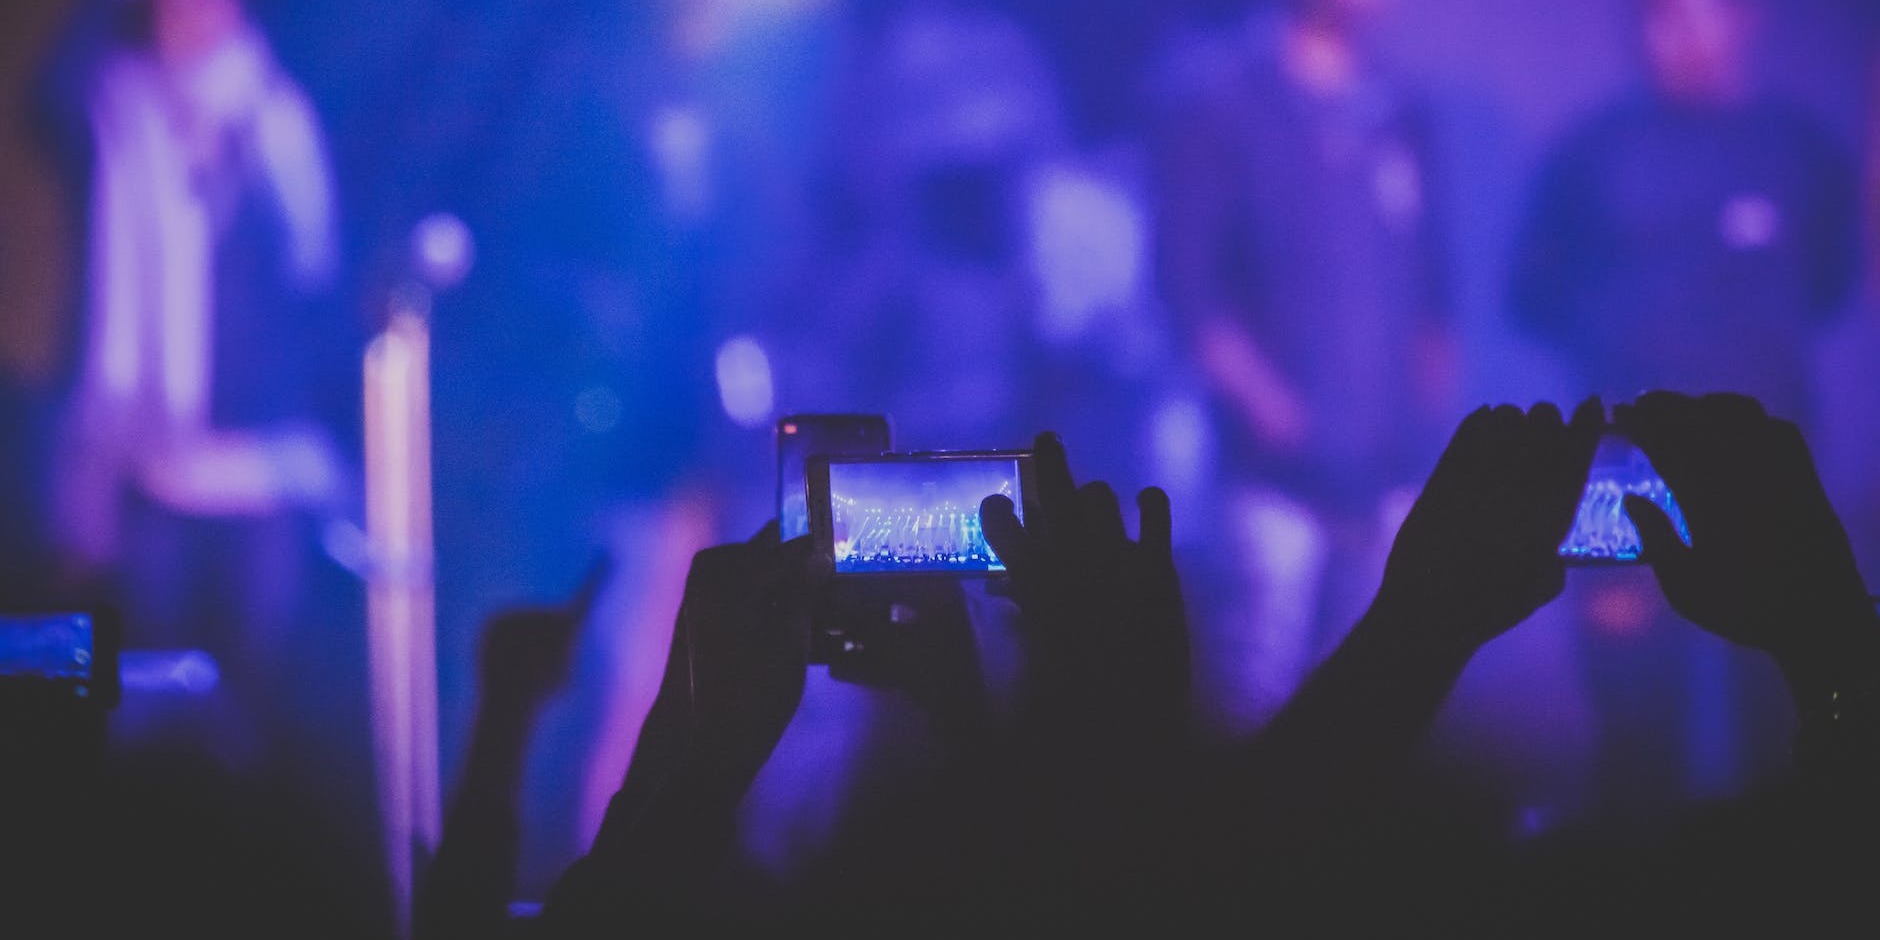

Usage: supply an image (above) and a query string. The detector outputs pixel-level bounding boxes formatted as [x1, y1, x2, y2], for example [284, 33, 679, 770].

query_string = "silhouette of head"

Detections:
[1640, 0, 1759, 106]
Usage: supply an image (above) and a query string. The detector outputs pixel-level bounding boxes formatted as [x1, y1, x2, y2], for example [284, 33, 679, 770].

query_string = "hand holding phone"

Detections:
[1558, 432, 1692, 565]
[1615, 392, 1879, 665]
[807, 450, 1038, 576]
[1375, 401, 1602, 648]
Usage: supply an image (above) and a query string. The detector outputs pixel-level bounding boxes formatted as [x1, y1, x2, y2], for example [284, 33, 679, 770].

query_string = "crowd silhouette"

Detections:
[5, 392, 1878, 935]
[4, 1, 1879, 937]
[382, 391, 1872, 936]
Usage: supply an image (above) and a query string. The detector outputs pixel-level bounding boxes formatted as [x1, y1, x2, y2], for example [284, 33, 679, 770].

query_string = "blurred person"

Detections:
[1511, 0, 1856, 423]
[418, 588, 592, 940]
[1506, 393, 1880, 932]
[1509, 0, 1860, 817]
[1230, 393, 1880, 932]
[1208, 400, 1602, 931]
[706, 0, 1071, 896]
[785, 0, 1066, 448]
[1154, 0, 1456, 733]
[50, 0, 345, 768]
[409, 0, 844, 900]
[1822, 54, 1880, 604]
[1, 2, 84, 606]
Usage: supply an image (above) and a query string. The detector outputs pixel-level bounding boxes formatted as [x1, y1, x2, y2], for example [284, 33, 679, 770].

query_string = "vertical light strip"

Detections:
[406, 313, 442, 855]
[364, 306, 440, 938]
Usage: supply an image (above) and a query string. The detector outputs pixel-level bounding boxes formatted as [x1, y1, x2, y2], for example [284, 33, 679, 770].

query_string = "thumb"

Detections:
[750, 519, 782, 546]
[979, 494, 1031, 579]
[1623, 494, 1699, 605]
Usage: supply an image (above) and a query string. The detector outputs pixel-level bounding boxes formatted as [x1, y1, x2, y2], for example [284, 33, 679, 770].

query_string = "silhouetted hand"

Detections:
[826, 578, 989, 750]
[1234, 401, 1600, 881]
[1371, 400, 1603, 650]
[669, 522, 819, 784]
[477, 600, 587, 717]
[419, 568, 602, 940]
[980, 432, 1188, 747]
[540, 524, 819, 934]
[597, 524, 816, 834]
[975, 433, 1190, 910]
[1616, 393, 1880, 703]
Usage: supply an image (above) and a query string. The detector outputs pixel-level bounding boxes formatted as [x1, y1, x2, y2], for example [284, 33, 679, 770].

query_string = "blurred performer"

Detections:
[1155, 0, 1453, 732]
[727, 0, 1062, 882]
[53, 0, 341, 765]
[1510, 0, 1858, 815]
[1512, 0, 1855, 426]
[790, 0, 1066, 448]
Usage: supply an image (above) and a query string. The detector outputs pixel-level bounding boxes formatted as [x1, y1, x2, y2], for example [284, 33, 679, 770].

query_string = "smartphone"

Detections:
[1558, 433, 1693, 565]
[0, 611, 119, 706]
[777, 414, 892, 541]
[808, 450, 1037, 576]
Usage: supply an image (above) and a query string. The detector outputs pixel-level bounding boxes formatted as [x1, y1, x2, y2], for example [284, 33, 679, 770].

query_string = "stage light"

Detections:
[410, 212, 474, 290]
[715, 334, 775, 428]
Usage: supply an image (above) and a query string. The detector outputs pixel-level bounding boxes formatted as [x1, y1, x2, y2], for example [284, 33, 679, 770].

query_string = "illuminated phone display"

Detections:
[1559, 434, 1692, 565]
[810, 451, 1034, 576]
[0, 613, 94, 682]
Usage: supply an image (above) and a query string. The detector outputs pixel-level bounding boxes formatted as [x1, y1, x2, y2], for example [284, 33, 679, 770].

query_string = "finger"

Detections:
[980, 494, 1033, 578]
[1615, 391, 1697, 446]
[1614, 394, 1703, 503]
[1488, 403, 1525, 429]
[1570, 396, 1606, 432]
[1544, 397, 1606, 534]
[780, 533, 824, 588]
[1762, 419, 1846, 533]
[539, 606, 584, 650]
[751, 518, 782, 546]
[1078, 481, 1127, 545]
[1567, 397, 1606, 460]
[1624, 494, 1701, 607]
[770, 535, 821, 598]
[1522, 400, 1567, 497]
[1488, 403, 1527, 477]
[1527, 400, 1564, 431]
[1137, 486, 1173, 560]
[1426, 405, 1496, 493]
[760, 537, 819, 648]
[1628, 389, 1699, 416]
[1697, 392, 1769, 424]
[566, 552, 614, 618]
[1515, 402, 1563, 480]
[1764, 419, 1830, 498]
[1032, 431, 1078, 535]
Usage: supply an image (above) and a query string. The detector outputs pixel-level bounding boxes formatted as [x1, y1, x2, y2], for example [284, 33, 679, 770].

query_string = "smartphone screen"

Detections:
[1558, 433, 1693, 565]
[0, 614, 93, 681]
[810, 451, 1034, 575]
[777, 414, 891, 541]
[0, 613, 95, 689]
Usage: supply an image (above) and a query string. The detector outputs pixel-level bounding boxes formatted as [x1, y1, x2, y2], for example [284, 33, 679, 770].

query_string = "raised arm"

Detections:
[1242, 400, 1601, 840]
[416, 594, 587, 940]
[1616, 392, 1880, 793]
[536, 525, 816, 935]
[976, 432, 1191, 909]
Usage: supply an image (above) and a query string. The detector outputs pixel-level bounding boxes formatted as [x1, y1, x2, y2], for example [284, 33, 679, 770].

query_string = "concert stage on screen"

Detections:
[828, 457, 1021, 574]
